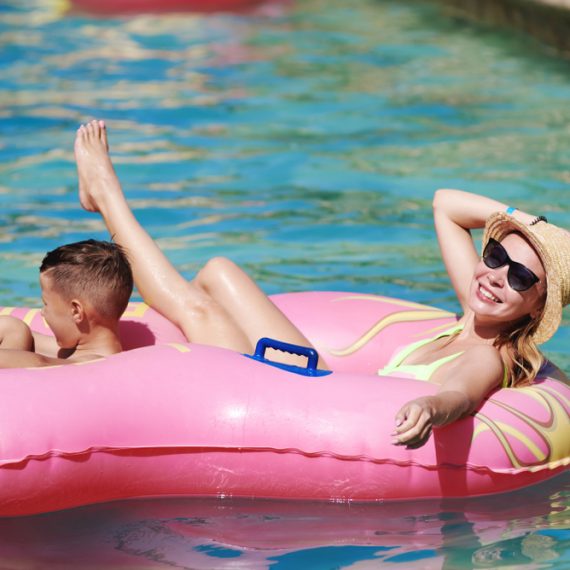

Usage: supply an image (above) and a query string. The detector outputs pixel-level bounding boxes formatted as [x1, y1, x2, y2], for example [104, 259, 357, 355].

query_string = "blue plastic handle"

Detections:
[249, 337, 330, 377]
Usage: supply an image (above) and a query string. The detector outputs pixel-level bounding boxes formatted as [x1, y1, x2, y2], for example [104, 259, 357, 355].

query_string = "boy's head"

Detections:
[39, 240, 133, 344]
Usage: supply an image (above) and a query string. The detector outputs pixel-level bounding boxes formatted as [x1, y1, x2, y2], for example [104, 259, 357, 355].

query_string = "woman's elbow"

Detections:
[432, 188, 454, 212]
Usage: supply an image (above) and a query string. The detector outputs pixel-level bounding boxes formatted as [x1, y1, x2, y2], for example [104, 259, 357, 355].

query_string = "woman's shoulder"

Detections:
[452, 343, 504, 384]
[461, 343, 503, 365]
[433, 342, 504, 394]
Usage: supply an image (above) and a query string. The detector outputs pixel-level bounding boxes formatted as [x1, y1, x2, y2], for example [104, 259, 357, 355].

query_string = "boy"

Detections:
[0, 239, 133, 367]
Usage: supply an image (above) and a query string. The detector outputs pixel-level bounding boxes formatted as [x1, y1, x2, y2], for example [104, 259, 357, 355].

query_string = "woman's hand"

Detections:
[392, 396, 437, 449]
[391, 349, 501, 449]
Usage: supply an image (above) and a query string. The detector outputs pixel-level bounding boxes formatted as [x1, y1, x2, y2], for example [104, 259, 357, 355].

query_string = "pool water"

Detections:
[1, 0, 569, 567]
[0, 475, 568, 568]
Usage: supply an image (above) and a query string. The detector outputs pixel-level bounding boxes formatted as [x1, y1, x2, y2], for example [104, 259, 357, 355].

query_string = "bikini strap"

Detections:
[501, 364, 511, 388]
[385, 323, 464, 369]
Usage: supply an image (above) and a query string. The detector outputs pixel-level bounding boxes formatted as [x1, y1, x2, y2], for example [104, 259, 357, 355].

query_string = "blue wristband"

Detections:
[506, 206, 517, 215]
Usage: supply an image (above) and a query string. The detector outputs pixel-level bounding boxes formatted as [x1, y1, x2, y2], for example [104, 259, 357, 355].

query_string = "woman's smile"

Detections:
[477, 283, 502, 304]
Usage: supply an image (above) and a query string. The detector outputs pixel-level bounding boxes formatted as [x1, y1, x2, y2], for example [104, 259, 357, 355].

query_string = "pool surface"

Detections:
[1, 0, 569, 567]
[0, 474, 568, 568]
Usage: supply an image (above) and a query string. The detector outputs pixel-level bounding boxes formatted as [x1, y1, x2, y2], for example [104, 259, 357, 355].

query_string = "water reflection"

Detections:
[67, 0, 290, 17]
[0, 472, 567, 568]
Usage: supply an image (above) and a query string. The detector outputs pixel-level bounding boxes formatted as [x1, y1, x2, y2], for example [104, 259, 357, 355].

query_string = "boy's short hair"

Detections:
[40, 240, 133, 321]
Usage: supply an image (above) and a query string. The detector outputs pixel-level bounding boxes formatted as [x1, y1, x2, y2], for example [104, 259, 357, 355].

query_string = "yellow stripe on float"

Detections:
[474, 413, 547, 468]
[408, 322, 457, 339]
[328, 309, 455, 357]
[332, 294, 437, 311]
[23, 309, 40, 325]
[473, 423, 490, 438]
[53, 0, 72, 16]
[122, 303, 150, 318]
[167, 343, 191, 353]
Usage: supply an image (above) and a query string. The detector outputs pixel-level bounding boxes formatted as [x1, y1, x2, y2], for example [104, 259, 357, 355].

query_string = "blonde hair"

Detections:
[494, 316, 544, 387]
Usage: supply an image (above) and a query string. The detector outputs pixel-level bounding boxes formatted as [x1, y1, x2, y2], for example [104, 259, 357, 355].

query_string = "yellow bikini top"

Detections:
[377, 324, 510, 386]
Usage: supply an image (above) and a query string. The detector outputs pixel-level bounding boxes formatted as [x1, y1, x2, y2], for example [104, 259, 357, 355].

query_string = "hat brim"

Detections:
[482, 212, 560, 345]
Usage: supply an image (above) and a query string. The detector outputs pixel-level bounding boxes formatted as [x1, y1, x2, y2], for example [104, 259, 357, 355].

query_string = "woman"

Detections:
[74, 120, 570, 449]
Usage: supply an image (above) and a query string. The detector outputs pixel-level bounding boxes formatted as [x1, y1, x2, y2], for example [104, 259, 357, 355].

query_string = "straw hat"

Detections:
[483, 212, 570, 344]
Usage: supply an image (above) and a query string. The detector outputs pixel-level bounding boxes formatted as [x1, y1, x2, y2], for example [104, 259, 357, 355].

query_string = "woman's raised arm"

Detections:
[432, 189, 536, 312]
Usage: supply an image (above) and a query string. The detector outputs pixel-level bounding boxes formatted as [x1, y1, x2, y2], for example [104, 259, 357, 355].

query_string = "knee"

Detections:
[0, 316, 34, 350]
[183, 259, 233, 320]
[196, 256, 239, 291]
[184, 256, 241, 321]
[178, 283, 228, 342]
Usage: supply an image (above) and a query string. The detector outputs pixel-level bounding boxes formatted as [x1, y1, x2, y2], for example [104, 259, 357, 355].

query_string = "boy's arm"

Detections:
[0, 348, 68, 368]
[31, 331, 61, 358]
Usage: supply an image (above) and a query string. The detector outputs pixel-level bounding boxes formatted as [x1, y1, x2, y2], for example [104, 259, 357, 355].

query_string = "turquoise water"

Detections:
[1, 0, 570, 567]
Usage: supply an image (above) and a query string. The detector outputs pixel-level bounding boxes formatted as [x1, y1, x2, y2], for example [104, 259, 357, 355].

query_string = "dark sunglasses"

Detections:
[482, 238, 540, 292]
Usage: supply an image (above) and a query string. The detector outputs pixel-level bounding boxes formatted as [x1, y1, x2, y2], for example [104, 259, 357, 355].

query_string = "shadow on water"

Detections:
[0, 472, 567, 569]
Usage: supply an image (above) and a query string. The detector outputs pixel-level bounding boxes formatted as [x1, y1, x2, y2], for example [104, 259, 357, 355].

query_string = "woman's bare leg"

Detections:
[75, 120, 250, 351]
[75, 120, 320, 364]
[193, 257, 325, 366]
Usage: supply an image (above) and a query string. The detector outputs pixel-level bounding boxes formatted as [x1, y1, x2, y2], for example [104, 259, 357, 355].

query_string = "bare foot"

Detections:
[74, 119, 121, 213]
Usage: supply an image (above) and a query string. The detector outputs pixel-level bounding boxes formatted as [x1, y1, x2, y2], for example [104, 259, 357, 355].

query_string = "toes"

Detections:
[77, 121, 108, 146]
[90, 119, 101, 138]
[85, 119, 100, 140]
[99, 120, 109, 150]
[74, 124, 87, 149]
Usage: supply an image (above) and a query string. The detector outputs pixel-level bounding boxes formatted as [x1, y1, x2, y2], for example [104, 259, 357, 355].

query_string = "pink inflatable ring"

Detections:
[0, 292, 568, 517]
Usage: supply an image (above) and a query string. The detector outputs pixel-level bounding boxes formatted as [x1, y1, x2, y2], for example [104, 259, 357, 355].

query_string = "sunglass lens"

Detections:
[507, 265, 537, 292]
[483, 240, 506, 269]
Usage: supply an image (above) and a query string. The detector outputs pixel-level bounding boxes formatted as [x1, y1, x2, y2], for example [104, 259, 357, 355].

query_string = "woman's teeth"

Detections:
[479, 285, 501, 303]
